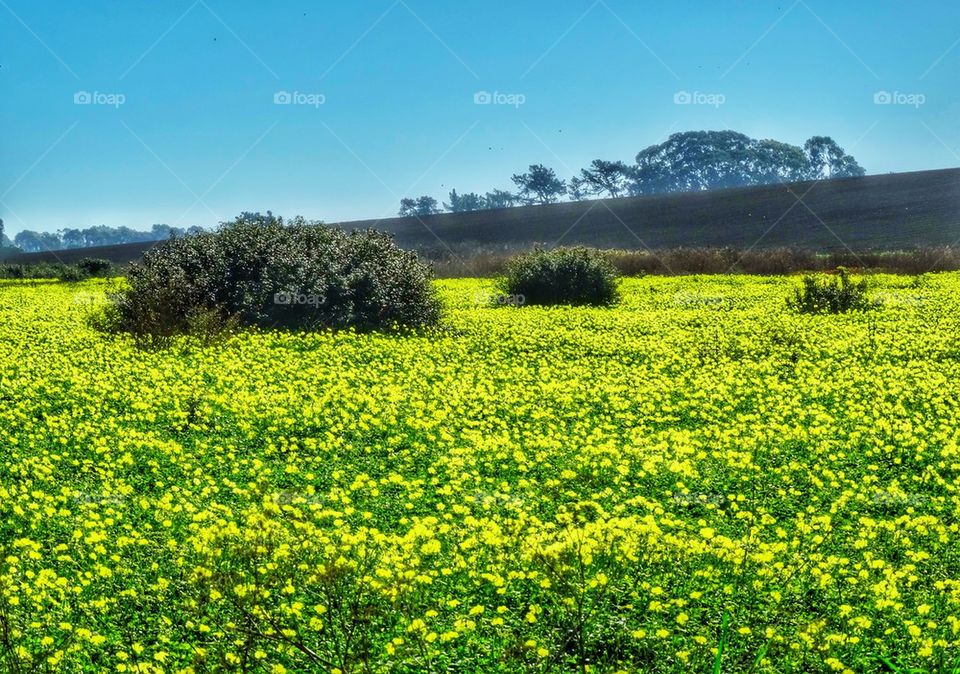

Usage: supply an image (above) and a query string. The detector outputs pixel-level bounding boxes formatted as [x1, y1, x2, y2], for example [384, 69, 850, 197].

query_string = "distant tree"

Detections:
[233, 211, 279, 226]
[578, 160, 633, 198]
[14, 230, 61, 252]
[755, 139, 813, 184]
[804, 136, 865, 179]
[567, 176, 589, 201]
[631, 130, 866, 195]
[482, 190, 519, 210]
[151, 224, 175, 239]
[9, 223, 203, 252]
[0, 219, 15, 250]
[12, 231, 37, 251]
[60, 228, 85, 249]
[444, 190, 485, 213]
[399, 196, 441, 217]
[511, 164, 566, 205]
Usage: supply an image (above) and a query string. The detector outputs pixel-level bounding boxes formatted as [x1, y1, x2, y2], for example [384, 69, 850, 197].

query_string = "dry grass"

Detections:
[423, 245, 960, 277]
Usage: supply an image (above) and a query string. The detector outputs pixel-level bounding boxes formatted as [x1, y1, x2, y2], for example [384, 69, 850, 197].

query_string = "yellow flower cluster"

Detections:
[0, 274, 959, 672]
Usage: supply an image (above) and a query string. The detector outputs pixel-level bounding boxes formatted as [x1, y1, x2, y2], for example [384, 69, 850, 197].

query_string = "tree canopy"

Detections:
[400, 130, 865, 217]
[632, 131, 863, 195]
[11, 224, 205, 253]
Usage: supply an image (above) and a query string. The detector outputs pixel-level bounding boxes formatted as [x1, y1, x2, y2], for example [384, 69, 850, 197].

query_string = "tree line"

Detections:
[399, 130, 865, 216]
[9, 224, 205, 253]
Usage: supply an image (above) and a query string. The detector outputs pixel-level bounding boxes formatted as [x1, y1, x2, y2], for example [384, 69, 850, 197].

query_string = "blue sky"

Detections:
[2, 0, 959, 234]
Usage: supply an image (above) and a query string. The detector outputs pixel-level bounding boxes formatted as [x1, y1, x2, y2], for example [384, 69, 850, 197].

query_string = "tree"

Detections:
[631, 130, 866, 196]
[511, 164, 566, 205]
[8, 224, 204, 252]
[578, 160, 633, 198]
[14, 230, 61, 252]
[755, 139, 812, 184]
[804, 136, 865, 179]
[399, 196, 441, 217]
[482, 190, 519, 210]
[60, 228, 86, 249]
[444, 190, 485, 213]
[567, 176, 589, 201]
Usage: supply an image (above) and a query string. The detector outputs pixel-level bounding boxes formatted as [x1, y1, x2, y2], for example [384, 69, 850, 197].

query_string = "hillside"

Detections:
[3, 168, 957, 266]
[347, 168, 960, 252]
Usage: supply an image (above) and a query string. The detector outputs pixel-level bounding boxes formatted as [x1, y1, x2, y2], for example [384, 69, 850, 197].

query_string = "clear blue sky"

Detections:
[3, 0, 959, 234]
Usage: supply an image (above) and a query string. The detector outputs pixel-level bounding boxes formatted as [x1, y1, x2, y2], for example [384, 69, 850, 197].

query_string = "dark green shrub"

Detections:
[76, 258, 113, 277]
[57, 266, 88, 282]
[788, 267, 875, 314]
[498, 247, 619, 307]
[107, 214, 441, 339]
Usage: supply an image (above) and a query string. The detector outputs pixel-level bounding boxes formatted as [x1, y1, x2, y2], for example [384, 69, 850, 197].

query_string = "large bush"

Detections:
[788, 267, 875, 314]
[498, 247, 619, 307]
[108, 214, 441, 338]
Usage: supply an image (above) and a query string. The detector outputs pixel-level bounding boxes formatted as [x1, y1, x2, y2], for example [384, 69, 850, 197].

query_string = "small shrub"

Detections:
[57, 266, 88, 282]
[788, 267, 875, 314]
[76, 258, 113, 277]
[498, 247, 619, 307]
[0, 264, 26, 279]
[106, 214, 442, 339]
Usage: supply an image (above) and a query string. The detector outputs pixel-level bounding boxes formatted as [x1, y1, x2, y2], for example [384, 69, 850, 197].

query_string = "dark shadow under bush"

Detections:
[106, 214, 441, 339]
[497, 247, 619, 307]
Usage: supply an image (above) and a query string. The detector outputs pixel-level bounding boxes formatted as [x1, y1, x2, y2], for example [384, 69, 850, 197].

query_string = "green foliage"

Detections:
[444, 189, 486, 213]
[3, 275, 960, 672]
[633, 131, 865, 195]
[399, 196, 441, 217]
[107, 214, 442, 339]
[0, 257, 114, 282]
[511, 164, 567, 205]
[57, 266, 88, 282]
[788, 267, 875, 314]
[76, 257, 114, 276]
[498, 247, 620, 307]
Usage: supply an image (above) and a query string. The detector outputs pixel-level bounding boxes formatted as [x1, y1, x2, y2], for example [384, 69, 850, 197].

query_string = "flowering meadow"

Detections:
[1, 275, 960, 673]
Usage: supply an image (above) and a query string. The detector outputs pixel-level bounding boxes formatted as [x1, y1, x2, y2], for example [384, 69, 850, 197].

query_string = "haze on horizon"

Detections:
[3, 0, 959, 234]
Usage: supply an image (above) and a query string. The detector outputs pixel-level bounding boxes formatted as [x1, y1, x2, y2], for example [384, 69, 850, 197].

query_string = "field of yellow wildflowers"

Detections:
[1, 275, 959, 673]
